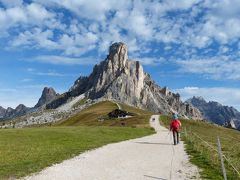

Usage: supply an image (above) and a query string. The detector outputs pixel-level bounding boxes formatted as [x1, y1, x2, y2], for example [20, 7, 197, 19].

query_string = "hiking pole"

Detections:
[165, 130, 171, 140]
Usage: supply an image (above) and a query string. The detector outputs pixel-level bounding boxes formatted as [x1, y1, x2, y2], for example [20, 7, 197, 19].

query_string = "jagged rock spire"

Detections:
[107, 42, 128, 71]
[35, 87, 57, 108]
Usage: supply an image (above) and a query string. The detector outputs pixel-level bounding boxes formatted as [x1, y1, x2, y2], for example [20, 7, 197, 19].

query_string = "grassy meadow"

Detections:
[58, 101, 153, 127]
[160, 115, 240, 180]
[0, 101, 154, 179]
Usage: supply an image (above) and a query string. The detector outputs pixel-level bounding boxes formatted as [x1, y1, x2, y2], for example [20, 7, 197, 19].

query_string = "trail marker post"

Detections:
[217, 137, 227, 180]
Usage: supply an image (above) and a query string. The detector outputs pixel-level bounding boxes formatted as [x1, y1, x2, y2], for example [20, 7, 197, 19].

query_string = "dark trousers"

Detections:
[172, 130, 179, 145]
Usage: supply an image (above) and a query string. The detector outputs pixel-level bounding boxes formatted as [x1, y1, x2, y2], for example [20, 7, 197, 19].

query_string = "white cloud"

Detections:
[26, 3, 53, 21]
[25, 68, 76, 77]
[0, 3, 55, 33]
[21, 78, 32, 82]
[11, 28, 58, 49]
[174, 87, 240, 111]
[33, 55, 96, 65]
[34, 72, 68, 77]
[0, 1, 203, 53]
[176, 56, 240, 80]
[1, 0, 240, 69]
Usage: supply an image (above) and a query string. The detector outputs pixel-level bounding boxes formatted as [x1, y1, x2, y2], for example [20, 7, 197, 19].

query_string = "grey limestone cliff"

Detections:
[47, 42, 202, 119]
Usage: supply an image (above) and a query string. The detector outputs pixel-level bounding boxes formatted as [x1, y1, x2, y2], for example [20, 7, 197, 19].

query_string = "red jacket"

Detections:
[170, 119, 181, 131]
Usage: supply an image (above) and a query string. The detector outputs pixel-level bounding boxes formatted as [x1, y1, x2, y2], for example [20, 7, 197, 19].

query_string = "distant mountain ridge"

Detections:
[186, 96, 240, 130]
[0, 87, 57, 120]
[0, 104, 30, 120]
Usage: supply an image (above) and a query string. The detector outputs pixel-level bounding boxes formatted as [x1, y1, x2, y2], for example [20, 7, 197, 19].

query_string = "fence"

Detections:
[183, 127, 240, 180]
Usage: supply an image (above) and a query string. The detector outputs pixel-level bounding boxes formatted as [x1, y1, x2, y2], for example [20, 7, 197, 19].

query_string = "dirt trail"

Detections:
[23, 115, 200, 180]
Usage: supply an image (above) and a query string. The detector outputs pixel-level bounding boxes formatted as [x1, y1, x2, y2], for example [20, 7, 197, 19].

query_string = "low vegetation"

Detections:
[160, 115, 240, 180]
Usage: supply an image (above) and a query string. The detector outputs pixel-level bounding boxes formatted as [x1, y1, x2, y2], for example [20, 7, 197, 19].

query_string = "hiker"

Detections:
[170, 114, 181, 145]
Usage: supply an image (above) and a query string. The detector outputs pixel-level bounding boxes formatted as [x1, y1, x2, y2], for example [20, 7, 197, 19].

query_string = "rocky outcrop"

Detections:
[186, 96, 240, 129]
[13, 104, 30, 118]
[4, 107, 14, 119]
[0, 104, 30, 120]
[35, 87, 58, 108]
[0, 106, 6, 119]
[47, 42, 202, 119]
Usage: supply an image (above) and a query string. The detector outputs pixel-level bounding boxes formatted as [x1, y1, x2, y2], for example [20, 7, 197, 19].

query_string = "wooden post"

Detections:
[217, 137, 227, 180]
[184, 127, 187, 137]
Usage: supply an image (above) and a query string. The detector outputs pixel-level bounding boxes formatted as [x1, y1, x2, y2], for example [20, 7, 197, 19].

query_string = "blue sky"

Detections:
[1, 0, 240, 110]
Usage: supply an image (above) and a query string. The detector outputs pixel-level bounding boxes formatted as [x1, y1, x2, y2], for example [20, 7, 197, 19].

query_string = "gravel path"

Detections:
[23, 115, 200, 180]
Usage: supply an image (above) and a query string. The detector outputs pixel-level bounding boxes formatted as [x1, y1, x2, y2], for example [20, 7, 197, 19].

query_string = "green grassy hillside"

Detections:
[57, 101, 153, 127]
[160, 115, 240, 180]
[0, 126, 153, 179]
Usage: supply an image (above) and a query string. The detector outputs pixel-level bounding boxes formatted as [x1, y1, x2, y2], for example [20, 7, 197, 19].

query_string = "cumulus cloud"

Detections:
[1, 0, 240, 78]
[176, 56, 240, 80]
[174, 87, 240, 111]
[1, 0, 200, 55]
[0, 3, 55, 32]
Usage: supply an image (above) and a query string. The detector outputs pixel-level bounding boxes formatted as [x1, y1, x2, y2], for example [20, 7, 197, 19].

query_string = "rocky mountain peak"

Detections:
[193, 96, 206, 101]
[6, 107, 14, 112]
[0, 106, 6, 118]
[16, 104, 26, 109]
[14, 104, 29, 116]
[187, 96, 206, 104]
[47, 42, 202, 120]
[0, 106, 6, 111]
[107, 42, 128, 70]
[99, 42, 129, 81]
[35, 87, 57, 108]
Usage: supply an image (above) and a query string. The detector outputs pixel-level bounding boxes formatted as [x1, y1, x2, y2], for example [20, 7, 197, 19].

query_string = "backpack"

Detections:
[171, 120, 180, 130]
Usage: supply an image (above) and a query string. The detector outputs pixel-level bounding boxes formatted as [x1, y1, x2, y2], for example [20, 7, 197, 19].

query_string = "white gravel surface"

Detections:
[23, 115, 200, 180]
